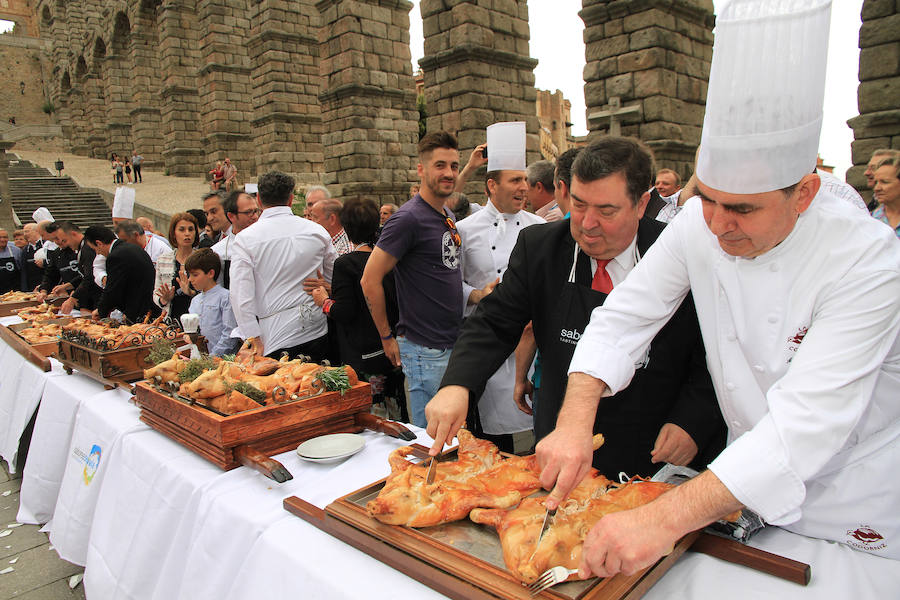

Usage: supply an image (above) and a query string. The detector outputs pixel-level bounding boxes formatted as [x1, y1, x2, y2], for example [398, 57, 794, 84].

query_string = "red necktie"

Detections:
[591, 259, 613, 294]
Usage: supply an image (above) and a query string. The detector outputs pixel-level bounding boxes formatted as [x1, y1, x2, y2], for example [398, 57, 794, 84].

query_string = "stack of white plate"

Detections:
[296, 433, 366, 464]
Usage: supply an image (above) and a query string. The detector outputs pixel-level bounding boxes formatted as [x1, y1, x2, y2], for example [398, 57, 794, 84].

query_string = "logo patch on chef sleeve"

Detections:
[846, 525, 887, 553]
[785, 325, 809, 361]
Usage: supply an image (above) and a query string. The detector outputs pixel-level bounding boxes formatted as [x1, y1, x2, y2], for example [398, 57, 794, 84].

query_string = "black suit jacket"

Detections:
[97, 240, 160, 323]
[39, 246, 80, 293]
[644, 188, 667, 220]
[71, 239, 102, 310]
[441, 218, 725, 478]
[21, 243, 44, 291]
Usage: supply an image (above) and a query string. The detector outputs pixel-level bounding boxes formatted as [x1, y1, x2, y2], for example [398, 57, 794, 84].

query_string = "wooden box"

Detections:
[133, 380, 376, 472]
[0, 322, 57, 371]
[284, 475, 699, 600]
[0, 299, 41, 317]
[6, 318, 70, 357]
[56, 338, 155, 386]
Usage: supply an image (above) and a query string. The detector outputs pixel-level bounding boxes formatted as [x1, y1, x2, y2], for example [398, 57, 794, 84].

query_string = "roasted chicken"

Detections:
[366, 429, 543, 527]
[470, 477, 674, 583]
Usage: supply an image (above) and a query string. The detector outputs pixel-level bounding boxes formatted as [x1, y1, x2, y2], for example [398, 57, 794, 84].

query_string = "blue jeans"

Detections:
[397, 336, 452, 428]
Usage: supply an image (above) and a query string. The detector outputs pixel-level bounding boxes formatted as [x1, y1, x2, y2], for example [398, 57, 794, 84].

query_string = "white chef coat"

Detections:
[211, 226, 235, 286]
[142, 234, 172, 266]
[457, 200, 545, 434]
[229, 206, 336, 355]
[569, 189, 900, 559]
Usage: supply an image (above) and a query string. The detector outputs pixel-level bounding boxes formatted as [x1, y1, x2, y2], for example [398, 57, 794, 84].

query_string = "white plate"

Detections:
[297, 433, 366, 462]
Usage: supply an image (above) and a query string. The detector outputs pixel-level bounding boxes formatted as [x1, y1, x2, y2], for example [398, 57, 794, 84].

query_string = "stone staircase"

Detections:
[5, 156, 111, 228]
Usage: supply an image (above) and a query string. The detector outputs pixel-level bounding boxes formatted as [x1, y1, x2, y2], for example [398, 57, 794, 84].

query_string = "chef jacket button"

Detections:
[768, 315, 778, 323]
[493, 222, 498, 226]
[753, 365, 764, 372]
[516, 221, 520, 226]
[497, 269, 501, 273]
[726, 382, 736, 391]
[491, 246, 496, 250]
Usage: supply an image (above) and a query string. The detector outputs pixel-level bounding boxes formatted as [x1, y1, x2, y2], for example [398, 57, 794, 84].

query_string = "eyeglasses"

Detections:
[236, 209, 261, 216]
[444, 217, 461, 247]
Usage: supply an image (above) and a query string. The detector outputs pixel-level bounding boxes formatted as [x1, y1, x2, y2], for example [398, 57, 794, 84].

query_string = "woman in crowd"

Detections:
[110, 153, 120, 184]
[209, 161, 225, 191]
[311, 198, 407, 421]
[154, 212, 199, 323]
[124, 158, 133, 184]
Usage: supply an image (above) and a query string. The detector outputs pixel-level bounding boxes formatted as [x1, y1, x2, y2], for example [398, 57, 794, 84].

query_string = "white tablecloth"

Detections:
[0, 319, 65, 472]
[48, 387, 146, 565]
[17, 373, 110, 524]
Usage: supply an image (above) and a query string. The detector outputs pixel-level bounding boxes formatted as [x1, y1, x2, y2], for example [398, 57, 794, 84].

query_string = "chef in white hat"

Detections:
[536, 0, 900, 575]
[447, 122, 545, 449]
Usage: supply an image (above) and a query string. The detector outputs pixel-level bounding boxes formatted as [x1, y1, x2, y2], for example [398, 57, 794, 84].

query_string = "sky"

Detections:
[408, 0, 863, 179]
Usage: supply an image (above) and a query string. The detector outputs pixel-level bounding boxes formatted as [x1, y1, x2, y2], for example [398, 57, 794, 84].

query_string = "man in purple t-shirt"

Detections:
[362, 131, 465, 427]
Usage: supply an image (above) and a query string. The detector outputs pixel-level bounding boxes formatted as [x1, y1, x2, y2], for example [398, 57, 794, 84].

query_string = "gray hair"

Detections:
[115, 219, 144, 238]
[306, 185, 331, 200]
[526, 160, 556, 192]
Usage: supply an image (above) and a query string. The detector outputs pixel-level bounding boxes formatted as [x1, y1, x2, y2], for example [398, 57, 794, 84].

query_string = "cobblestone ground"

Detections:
[0, 460, 85, 600]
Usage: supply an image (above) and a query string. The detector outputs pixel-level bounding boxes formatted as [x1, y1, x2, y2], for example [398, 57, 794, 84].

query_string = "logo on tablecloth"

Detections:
[846, 525, 886, 553]
[72, 443, 102, 485]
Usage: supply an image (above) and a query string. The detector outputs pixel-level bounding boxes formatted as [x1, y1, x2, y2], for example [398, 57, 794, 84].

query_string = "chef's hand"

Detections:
[157, 283, 175, 304]
[513, 378, 533, 415]
[311, 286, 328, 308]
[381, 335, 401, 368]
[36, 290, 48, 303]
[425, 385, 469, 455]
[35, 258, 45, 268]
[579, 503, 679, 579]
[59, 297, 77, 314]
[467, 277, 499, 305]
[650, 423, 698, 466]
[91, 309, 100, 320]
[50, 283, 70, 297]
[242, 336, 263, 357]
[536, 423, 595, 511]
[303, 270, 330, 295]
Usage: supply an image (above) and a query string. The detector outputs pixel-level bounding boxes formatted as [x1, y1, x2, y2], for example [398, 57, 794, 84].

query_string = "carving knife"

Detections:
[532, 433, 606, 556]
[425, 455, 438, 484]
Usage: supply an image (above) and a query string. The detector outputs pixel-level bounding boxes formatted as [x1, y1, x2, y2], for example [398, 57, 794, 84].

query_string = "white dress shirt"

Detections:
[143, 235, 172, 266]
[569, 191, 900, 558]
[655, 189, 684, 224]
[229, 205, 337, 355]
[211, 226, 235, 286]
[457, 200, 545, 434]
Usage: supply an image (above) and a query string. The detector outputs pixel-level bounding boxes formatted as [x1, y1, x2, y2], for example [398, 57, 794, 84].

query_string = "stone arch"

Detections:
[111, 11, 130, 55]
[75, 55, 87, 79]
[61, 71, 71, 91]
[91, 36, 106, 72]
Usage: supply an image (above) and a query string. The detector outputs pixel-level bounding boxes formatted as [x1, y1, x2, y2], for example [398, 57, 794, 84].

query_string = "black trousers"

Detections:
[133, 164, 142, 182]
[266, 334, 329, 363]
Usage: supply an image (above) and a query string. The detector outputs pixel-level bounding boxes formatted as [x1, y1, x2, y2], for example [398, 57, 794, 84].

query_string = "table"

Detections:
[0, 332, 897, 599]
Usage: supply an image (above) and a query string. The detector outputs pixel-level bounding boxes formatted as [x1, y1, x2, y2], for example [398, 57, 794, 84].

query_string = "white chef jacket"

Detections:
[143, 234, 172, 266]
[569, 189, 900, 559]
[211, 226, 235, 287]
[229, 206, 336, 355]
[457, 200, 545, 434]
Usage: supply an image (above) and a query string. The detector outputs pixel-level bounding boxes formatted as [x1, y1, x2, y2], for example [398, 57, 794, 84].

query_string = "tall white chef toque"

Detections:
[486, 122, 526, 237]
[696, 0, 832, 194]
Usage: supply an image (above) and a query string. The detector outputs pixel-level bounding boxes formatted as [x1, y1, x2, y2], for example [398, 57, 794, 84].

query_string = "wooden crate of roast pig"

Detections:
[6, 318, 70, 358]
[133, 379, 376, 471]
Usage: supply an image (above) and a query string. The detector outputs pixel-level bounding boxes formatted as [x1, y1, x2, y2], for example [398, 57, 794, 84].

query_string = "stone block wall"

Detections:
[847, 0, 900, 202]
[580, 0, 714, 178]
[316, 0, 418, 206]
[419, 0, 540, 203]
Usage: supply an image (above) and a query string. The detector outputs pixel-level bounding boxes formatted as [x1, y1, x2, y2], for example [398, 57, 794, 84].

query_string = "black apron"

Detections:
[532, 243, 655, 478]
[22, 243, 43, 291]
[0, 251, 20, 293]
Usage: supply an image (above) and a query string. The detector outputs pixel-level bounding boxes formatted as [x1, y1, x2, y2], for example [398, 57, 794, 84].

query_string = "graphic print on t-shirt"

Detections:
[441, 231, 460, 269]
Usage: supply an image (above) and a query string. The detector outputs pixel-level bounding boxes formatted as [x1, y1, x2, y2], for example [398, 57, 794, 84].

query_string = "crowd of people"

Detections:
[1, 1, 898, 578]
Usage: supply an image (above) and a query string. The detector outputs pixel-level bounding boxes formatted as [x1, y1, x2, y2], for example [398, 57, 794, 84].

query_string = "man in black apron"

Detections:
[0, 229, 21, 294]
[427, 137, 725, 479]
[20, 224, 44, 291]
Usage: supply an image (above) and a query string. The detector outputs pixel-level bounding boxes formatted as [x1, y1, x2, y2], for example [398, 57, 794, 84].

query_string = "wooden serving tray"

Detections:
[284, 467, 699, 600]
[0, 299, 42, 317]
[133, 380, 414, 483]
[56, 338, 154, 387]
[0, 323, 54, 371]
